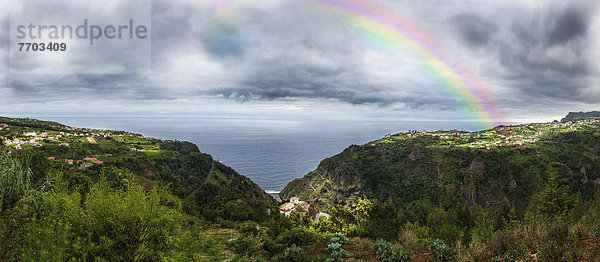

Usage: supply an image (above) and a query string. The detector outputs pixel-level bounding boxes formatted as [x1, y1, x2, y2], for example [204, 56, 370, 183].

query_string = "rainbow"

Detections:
[206, 0, 508, 128]
[203, 0, 237, 49]
[300, 0, 507, 128]
[208, 0, 232, 17]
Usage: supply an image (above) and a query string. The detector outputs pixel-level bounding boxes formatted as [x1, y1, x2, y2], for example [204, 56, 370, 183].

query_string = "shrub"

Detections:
[329, 232, 346, 245]
[471, 213, 495, 244]
[12, 174, 185, 261]
[325, 242, 352, 262]
[403, 221, 431, 240]
[239, 221, 262, 236]
[276, 227, 321, 247]
[0, 153, 32, 210]
[364, 200, 400, 240]
[374, 239, 412, 262]
[325, 232, 352, 262]
[281, 244, 304, 262]
[426, 239, 457, 262]
[232, 234, 265, 259]
[83, 177, 182, 260]
[272, 243, 306, 262]
[503, 247, 528, 262]
[538, 221, 571, 262]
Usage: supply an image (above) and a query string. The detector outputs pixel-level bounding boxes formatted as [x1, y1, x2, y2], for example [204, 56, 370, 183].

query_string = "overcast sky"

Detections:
[1, 0, 599, 125]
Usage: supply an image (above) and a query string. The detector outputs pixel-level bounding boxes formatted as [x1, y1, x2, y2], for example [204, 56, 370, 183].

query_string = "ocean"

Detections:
[40, 117, 496, 192]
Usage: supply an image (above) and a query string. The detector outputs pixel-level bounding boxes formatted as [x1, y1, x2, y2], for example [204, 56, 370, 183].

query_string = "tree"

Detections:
[538, 175, 574, 218]
[364, 200, 400, 240]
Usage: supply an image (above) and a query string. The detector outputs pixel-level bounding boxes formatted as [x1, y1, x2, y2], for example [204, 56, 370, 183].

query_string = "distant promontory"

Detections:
[561, 111, 600, 122]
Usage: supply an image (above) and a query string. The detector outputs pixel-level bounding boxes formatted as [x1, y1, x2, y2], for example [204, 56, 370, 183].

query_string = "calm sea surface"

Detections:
[40, 117, 499, 192]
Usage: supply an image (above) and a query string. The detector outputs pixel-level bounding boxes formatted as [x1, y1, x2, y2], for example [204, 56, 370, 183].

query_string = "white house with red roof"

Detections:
[290, 197, 299, 204]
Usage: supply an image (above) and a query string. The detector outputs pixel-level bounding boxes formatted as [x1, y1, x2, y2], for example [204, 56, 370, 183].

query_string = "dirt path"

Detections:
[87, 137, 97, 144]
[309, 181, 317, 192]
[314, 212, 329, 223]
[309, 174, 326, 192]
[184, 161, 215, 202]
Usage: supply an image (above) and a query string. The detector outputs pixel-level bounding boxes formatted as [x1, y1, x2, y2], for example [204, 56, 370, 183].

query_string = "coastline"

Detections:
[266, 190, 282, 202]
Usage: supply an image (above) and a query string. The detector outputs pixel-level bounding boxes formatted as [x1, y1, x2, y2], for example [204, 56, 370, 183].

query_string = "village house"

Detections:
[297, 201, 309, 211]
[279, 203, 295, 216]
[279, 197, 309, 217]
[290, 197, 299, 204]
[79, 162, 94, 170]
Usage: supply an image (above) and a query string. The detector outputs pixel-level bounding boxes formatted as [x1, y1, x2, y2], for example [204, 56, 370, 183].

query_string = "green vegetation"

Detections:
[373, 239, 412, 262]
[0, 117, 276, 223]
[282, 117, 600, 260]
[3, 115, 600, 261]
[17, 175, 182, 261]
[424, 239, 456, 262]
[325, 233, 353, 262]
[0, 117, 281, 261]
[0, 153, 32, 210]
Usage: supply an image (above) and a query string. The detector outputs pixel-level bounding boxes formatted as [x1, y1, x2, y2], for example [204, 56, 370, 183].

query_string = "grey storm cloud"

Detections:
[500, 3, 595, 99]
[449, 13, 498, 48]
[213, 3, 393, 105]
[1, 0, 458, 110]
[548, 7, 589, 46]
[447, 0, 599, 105]
[5, 74, 158, 101]
[1, 0, 599, 119]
